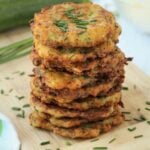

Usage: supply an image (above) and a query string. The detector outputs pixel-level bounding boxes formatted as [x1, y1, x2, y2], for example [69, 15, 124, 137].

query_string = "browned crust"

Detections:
[31, 2, 121, 48]
[31, 75, 124, 102]
[30, 111, 124, 138]
[31, 48, 126, 76]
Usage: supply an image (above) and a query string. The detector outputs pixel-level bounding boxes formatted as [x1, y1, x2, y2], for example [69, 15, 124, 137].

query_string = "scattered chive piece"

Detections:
[133, 118, 142, 122]
[90, 138, 99, 142]
[128, 127, 136, 132]
[12, 107, 21, 111]
[122, 86, 129, 90]
[20, 72, 25, 76]
[147, 121, 150, 125]
[137, 108, 141, 112]
[15, 96, 25, 100]
[78, 31, 85, 35]
[66, 141, 72, 146]
[40, 141, 50, 145]
[140, 115, 146, 121]
[145, 107, 150, 111]
[5, 77, 10, 80]
[56, 148, 60, 150]
[108, 138, 116, 144]
[122, 111, 131, 115]
[22, 104, 30, 108]
[76, 25, 87, 29]
[16, 110, 25, 118]
[146, 101, 150, 105]
[134, 135, 143, 139]
[93, 147, 108, 150]
[0, 90, 4, 94]
[9, 89, 13, 93]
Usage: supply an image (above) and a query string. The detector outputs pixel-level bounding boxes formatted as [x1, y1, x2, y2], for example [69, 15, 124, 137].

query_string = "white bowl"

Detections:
[114, 0, 150, 33]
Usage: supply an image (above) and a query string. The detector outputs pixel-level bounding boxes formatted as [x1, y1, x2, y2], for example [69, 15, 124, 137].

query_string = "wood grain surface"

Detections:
[0, 27, 150, 150]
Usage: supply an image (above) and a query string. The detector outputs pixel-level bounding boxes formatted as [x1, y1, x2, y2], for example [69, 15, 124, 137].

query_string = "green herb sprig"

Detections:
[0, 38, 32, 64]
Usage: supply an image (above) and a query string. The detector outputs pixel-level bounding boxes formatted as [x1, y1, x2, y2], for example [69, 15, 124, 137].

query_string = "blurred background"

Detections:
[0, 0, 150, 75]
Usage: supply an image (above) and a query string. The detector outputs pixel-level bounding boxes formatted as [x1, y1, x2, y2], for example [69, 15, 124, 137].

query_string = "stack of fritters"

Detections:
[29, 2, 127, 139]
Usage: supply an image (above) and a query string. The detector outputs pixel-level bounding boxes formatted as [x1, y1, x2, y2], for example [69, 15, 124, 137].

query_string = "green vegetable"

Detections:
[40, 141, 50, 145]
[0, 0, 90, 32]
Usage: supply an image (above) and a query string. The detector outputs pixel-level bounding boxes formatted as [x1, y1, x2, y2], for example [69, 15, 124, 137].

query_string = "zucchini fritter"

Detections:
[30, 111, 124, 138]
[31, 2, 121, 48]
[31, 48, 126, 75]
[31, 75, 124, 102]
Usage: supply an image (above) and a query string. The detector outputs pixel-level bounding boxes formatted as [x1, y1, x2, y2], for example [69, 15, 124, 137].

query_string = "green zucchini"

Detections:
[0, 0, 90, 32]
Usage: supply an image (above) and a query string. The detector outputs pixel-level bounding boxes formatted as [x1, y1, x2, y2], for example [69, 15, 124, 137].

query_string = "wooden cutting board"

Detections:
[0, 27, 150, 150]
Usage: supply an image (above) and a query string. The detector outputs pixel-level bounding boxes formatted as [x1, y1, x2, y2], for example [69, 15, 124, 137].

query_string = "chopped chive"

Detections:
[15, 96, 25, 100]
[128, 127, 136, 132]
[90, 138, 99, 142]
[5, 77, 10, 80]
[137, 108, 141, 112]
[12, 107, 21, 111]
[54, 20, 68, 32]
[134, 135, 143, 139]
[20, 72, 25, 76]
[22, 104, 30, 108]
[122, 86, 129, 90]
[122, 111, 131, 115]
[147, 121, 150, 125]
[9, 89, 13, 93]
[93, 147, 108, 150]
[40, 141, 50, 145]
[133, 118, 142, 122]
[56, 148, 60, 150]
[16, 110, 25, 118]
[76, 25, 87, 29]
[146, 101, 150, 105]
[108, 138, 116, 144]
[0, 89, 4, 94]
[66, 141, 72, 146]
[145, 107, 150, 111]
[140, 115, 146, 121]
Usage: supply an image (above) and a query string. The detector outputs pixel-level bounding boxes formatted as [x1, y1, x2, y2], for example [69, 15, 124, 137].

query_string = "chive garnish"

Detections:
[134, 135, 143, 139]
[145, 107, 150, 111]
[20, 72, 25, 76]
[125, 119, 132, 121]
[15, 96, 25, 100]
[108, 138, 116, 144]
[128, 127, 136, 132]
[146, 101, 150, 105]
[40, 141, 50, 145]
[12, 107, 21, 111]
[76, 25, 87, 29]
[22, 104, 30, 108]
[90, 138, 99, 142]
[54, 20, 68, 32]
[122, 111, 131, 115]
[140, 115, 146, 121]
[66, 141, 72, 146]
[122, 86, 129, 90]
[93, 147, 108, 150]
[0, 89, 4, 94]
[147, 121, 150, 125]
[9, 89, 13, 93]
[16, 110, 25, 118]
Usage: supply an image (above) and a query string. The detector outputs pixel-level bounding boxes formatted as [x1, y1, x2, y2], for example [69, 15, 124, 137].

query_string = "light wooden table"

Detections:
[0, 27, 150, 150]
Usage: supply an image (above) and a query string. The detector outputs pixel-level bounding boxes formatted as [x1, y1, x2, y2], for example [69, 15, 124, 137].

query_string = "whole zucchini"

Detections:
[0, 0, 90, 32]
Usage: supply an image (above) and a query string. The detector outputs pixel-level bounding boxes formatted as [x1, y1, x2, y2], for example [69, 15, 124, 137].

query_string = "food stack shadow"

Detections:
[29, 2, 127, 139]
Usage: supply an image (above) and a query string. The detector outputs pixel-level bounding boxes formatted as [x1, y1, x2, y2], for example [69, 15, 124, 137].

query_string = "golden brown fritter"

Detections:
[33, 38, 116, 63]
[31, 48, 126, 76]
[31, 2, 121, 48]
[31, 75, 124, 102]
[31, 86, 121, 110]
[30, 95, 118, 120]
[30, 111, 124, 138]
[32, 107, 119, 128]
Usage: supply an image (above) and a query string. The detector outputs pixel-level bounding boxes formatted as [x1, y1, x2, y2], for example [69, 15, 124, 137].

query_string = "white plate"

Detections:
[0, 112, 20, 150]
